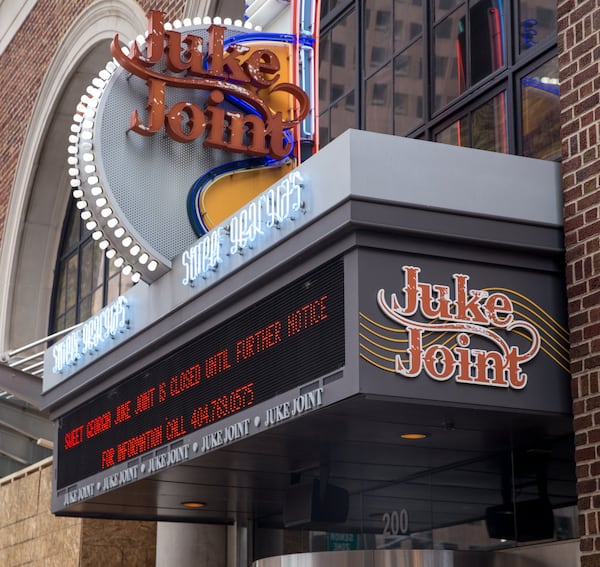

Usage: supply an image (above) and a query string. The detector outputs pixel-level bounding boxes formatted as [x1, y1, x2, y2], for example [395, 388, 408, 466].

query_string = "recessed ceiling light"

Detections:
[400, 433, 429, 440]
[182, 501, 206, 509]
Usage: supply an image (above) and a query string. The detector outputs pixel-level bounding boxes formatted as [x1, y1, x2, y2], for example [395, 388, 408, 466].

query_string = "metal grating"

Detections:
[96, 25, 260, 261]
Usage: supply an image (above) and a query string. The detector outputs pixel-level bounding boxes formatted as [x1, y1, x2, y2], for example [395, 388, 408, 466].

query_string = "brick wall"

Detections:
[0, 460, 81, 566]
[0, 3, 185, 566]
[0, 459, 157, 566]
[0, 0, 185, 249]
[0, 0, 87, 249]
[558, 1, 600, 566]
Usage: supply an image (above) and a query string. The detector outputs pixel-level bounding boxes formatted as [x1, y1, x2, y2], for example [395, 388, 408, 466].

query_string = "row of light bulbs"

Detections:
[67, 16, 264, 284]
[67, 60, 156, 284]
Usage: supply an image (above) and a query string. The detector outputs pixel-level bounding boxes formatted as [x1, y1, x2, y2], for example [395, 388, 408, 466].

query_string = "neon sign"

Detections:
[67, 8, 318, 285]
[111, 12, 310, 160]
[52, 296, 129, 374]
[182, 170, 304, 286]
[376, 266, 541, 388]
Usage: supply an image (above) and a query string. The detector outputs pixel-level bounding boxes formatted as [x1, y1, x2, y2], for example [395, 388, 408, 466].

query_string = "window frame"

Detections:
[319, 0, 558, 157]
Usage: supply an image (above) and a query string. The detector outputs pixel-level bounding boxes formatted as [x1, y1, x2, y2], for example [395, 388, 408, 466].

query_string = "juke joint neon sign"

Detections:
[112, 11, 309, 159]
[67, 8, 316, 286]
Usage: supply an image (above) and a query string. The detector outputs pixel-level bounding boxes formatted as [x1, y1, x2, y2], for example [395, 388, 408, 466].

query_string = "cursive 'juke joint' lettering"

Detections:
[111, 10, 310, 160]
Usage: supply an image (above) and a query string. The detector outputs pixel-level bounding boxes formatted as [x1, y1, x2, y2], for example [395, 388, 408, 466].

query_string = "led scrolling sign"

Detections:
[55, 261, 344, 495]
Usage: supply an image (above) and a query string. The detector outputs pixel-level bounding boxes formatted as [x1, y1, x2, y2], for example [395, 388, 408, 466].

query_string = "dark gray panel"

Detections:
[357, 248, 570, 415]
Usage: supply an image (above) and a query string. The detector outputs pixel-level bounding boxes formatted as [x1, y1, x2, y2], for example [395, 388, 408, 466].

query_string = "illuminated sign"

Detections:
[111, 11, 309, 159]
[52, 296, 129, 374]
[67, 8, 318, 285]
[56, 260, 344, 491]
[371, 266, 543, 388]
[182, 170, 304, 286]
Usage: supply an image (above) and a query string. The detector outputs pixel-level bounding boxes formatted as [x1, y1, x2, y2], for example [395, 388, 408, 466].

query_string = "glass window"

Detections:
[371, 46, 387, 68]
[521, 57, 560, 160]
[366, 0, 392, 68]
[435, 91, 507, 152]
[320, 9, 357, 144]
[518, 0, 556, 52]
[366, 63, 393, 134]
[50, 200, 132, 334]
[372, 82, 389, 105]
[65, 253, 78, 311]
[320, 0, 557, 161]
[435, 0, 462, 21]
[394, 40, 424, 134]
[375, 9, 392, 30]
[319, 109, 331, 146]
[331, 11, 356, 96]
[331, 83, 345, 101]
[253, 437, 576, 560]
[433, 5, 467, 110]
[319, 36, 331, 108]
[469, 0, 505, 85]
[409, 21, 423, 38]
[321, 0, 347, 19]
[436, 115, 469, 147]
[433, 1, 505, 112]
[394, 0, 423, 52]
[332, 42, 346, 66]
[472, 91, 507, 152]
[331, 92, 357, 139]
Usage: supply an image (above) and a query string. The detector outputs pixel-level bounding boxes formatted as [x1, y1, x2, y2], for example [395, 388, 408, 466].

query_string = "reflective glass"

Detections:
[331, 92, 357, 139]
[92, 242, 104, 289]
[65, 254, 78, 310]
[92, 287, 104, 318]
[107, 272, 121, 304]
[435, 92, 507, 151]
[319, 109, 331, 146]
[470, 0, 504, 85]
[319, 35, 331, 108]
[521, 57, 560, 159]
[79, 295, 92, 323]
[394, 0, 423, 52]
[434, 0, 463, 21]
[435, 115, 469, 147]
[55, 269, 66, 323]
[472, 91, 507, 152]
[433, 5, 466, 111]
[394, 40, 424, 134]
[64, 306, 76, 329]
[331, 10, 356, 97]
[253, 436, 577, 560]
[64, 206, 80, 250]
[366, 0, 393, 69]
[518, 0, 556, 52]
[51, 200, 132, 334]
[80, 239, 94, 292]
[321, 0, 346, 19]
[434, 1, 505, 112]
[366, 63, 393, 135]
[321, 10, 356, 115]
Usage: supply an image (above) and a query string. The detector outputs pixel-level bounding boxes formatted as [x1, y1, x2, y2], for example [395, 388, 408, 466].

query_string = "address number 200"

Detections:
[382, 509, 409, 536]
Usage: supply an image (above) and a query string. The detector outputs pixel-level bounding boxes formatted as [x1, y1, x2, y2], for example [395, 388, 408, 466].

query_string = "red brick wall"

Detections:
[0, 0, 185, 248]
[558, 1, 600, 565]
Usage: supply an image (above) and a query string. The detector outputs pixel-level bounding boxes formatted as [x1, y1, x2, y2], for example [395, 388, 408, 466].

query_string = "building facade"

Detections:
[0, 0, 598, 565]
[557, 1, 600, 565]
